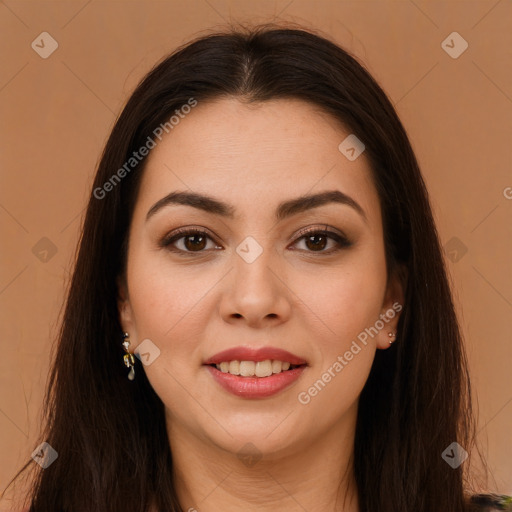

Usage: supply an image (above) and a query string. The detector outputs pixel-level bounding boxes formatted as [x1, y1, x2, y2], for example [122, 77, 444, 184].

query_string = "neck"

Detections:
[167, 410, 360, 512]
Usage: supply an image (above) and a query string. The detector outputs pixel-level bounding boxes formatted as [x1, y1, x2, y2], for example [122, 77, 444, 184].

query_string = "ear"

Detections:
[117, 275, 136, 337]
[375, 264, 407, 350]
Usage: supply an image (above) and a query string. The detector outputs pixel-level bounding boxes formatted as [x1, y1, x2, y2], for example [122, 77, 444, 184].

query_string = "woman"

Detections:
[6, 23, 511, 512]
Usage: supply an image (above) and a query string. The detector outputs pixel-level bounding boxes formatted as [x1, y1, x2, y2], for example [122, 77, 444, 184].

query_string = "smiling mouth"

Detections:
[208, 360, 305, 377]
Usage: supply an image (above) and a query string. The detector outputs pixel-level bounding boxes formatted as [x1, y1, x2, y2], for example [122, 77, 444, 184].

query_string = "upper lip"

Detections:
[203, 346, 307, 365]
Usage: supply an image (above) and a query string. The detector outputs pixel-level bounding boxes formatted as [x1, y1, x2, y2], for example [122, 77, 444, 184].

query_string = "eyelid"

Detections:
[288, 224, 352, 254]
[292, 224, 349, 243]
[159, 226, 221, 249]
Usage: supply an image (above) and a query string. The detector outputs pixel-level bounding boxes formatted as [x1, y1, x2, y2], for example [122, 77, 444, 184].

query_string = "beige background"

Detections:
[1, 0, 511, 504]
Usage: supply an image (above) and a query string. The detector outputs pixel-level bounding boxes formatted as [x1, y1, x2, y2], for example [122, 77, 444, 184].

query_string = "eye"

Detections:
[291, 225, 352, 254]
[160, 227, 221, 254]
[160, 225, 352, 256]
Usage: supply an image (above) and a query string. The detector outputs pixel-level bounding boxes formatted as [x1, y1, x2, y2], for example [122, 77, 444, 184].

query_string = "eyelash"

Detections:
[159, 225, 352, 256]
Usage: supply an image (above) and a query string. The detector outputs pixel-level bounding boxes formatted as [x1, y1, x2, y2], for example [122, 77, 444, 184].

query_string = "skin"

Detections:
[118, 97, 404, 512]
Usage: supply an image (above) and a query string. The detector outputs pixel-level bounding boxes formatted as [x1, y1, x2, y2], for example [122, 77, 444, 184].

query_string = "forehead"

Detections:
[133, 97, 380, 224]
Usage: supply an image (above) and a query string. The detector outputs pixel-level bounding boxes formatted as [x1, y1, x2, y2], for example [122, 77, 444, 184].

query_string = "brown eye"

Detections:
[292, 227, 352, 254]
[182, 233, 207, 251]
[161, 228, 221, 254]
[304, 233, 329, 251]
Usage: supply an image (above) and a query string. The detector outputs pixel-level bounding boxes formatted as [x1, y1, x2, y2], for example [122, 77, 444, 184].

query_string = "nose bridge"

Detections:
[234, 234, 279, 295]
[220, 233, 291, 325]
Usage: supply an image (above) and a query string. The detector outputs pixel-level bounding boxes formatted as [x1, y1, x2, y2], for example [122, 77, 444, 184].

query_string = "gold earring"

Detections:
[122, 332, 135, 380]
[388, 331, 397, 344]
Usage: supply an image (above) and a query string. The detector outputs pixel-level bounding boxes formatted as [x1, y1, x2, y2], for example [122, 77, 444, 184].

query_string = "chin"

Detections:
[199, 414, 310, 458]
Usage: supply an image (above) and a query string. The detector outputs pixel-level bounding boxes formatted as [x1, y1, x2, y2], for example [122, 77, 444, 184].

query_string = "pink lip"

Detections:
[205, 365, 307, 399]
[203, 346, 308, 399]
[203, 346, 307, 366]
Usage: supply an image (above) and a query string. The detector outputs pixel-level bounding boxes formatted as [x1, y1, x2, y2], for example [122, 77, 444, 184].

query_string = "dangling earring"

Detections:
[122, 332, 135, 380]
[388, 331, 397, 344]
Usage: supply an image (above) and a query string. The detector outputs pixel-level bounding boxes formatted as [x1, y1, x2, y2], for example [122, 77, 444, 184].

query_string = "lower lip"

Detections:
[205, 365, 306, 399]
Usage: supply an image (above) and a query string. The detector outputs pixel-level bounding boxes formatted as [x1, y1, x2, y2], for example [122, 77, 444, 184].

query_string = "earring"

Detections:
[122, 332, 135, 380]
[388, 331, 397, 344]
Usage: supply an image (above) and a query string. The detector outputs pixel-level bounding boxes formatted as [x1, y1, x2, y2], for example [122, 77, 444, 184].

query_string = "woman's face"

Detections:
[118, 97, 403, 458]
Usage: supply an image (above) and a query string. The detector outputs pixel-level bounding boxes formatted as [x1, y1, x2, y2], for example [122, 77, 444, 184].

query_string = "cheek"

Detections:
[294, 267, 383, 416]
[293, 251, 387, 350]
[126, 250, 221, 357]
[289, 247, 386, 411]
[125, 255, 217, 414]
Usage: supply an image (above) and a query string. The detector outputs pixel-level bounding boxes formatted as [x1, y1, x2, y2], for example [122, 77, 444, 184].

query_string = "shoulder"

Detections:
[467, 494, 512, 511]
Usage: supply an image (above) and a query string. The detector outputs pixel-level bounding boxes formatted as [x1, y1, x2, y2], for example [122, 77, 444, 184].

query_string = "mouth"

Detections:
[203, 346, 308, 399]
[207, 360, 306, 377]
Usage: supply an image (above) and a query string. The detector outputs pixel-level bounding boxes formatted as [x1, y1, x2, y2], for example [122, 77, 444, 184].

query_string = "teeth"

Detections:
[214, 360, 297, 377]
[228, 360, 240, 375]
[255, 360, 272, 377]
[239, 361, 255, 377]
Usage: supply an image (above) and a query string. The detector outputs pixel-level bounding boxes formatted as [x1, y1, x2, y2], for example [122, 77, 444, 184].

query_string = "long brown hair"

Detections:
[7, 22, 481, 511]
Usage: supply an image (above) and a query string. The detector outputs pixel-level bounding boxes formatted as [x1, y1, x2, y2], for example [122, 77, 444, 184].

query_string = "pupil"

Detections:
[306, 234, 326, 251]
[186, 234, 206, 251]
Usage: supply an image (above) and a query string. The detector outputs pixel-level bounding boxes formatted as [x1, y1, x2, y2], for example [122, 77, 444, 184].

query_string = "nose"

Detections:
[218, 243, 292, 329]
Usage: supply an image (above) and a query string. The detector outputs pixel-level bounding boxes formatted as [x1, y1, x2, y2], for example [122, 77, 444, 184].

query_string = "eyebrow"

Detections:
[146, 189, 367, 223]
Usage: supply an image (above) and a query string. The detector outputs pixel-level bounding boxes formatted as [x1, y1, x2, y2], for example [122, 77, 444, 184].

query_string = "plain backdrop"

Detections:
[1, 0, 511, 506]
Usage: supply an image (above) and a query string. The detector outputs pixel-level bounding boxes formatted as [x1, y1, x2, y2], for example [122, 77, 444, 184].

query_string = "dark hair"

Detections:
[7, 22, 483, 511]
